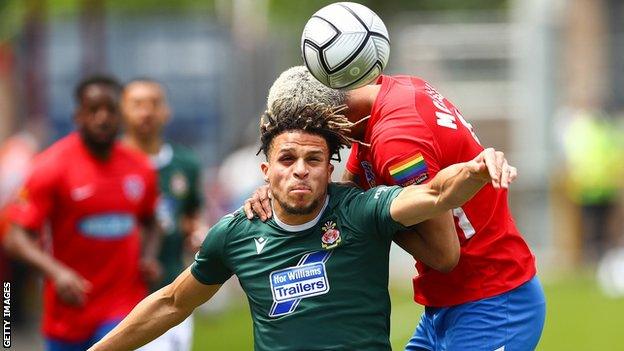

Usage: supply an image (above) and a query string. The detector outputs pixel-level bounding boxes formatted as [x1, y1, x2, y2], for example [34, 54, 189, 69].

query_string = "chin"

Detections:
[282, 200, 319, 216]
[89, 137, 116, 151]
[97, 137, 116, 147]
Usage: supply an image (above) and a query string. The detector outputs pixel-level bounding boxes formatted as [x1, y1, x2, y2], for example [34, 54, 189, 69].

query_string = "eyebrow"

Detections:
[276, 148, 325, 156]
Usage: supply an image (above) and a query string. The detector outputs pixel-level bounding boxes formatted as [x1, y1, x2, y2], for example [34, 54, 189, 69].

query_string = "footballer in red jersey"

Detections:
[255, 67, 546, 351]
[3, 76, 161, 351]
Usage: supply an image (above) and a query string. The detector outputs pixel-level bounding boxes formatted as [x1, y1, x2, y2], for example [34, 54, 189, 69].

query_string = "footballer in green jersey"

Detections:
[120, 79, 205, 351]
[151, 143, 202, 288]
[121, 79, 206, 288]
[91, 99, 516, 351]
[193, 182, 403, 350]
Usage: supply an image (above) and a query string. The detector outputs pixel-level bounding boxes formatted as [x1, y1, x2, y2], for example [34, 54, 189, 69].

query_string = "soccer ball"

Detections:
[301, 2, 390, 90]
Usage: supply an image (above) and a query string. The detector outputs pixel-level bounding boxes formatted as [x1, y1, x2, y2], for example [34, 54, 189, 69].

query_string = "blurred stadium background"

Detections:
[1, 0, 624, 349]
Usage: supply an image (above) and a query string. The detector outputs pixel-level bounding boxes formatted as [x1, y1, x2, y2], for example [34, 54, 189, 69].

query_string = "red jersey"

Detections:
[346, 75, 536, 307]
[7, 132, 157, 341]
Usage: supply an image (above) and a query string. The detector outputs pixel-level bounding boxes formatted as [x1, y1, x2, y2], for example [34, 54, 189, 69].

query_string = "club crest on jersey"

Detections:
[170, 172, 188, 197]
[123, 174, 145, 202]
[321, 221, 341, 250]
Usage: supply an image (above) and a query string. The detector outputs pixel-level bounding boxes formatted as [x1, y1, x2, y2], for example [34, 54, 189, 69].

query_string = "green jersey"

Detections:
[191, 183, 405, 350]
[152, 143, 202, 288]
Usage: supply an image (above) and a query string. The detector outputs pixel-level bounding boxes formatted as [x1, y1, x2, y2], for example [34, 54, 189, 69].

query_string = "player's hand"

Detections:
[140, 257, 162, 284]
[243, 185, 273, 221]
[466, 148, 517, 189]
[53, 267, 92, 306]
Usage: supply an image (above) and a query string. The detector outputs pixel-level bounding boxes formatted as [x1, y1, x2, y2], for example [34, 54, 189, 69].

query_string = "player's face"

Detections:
[121, 82, 170, 140]
[262, 131, 334, 219]
[75, 84, 120, 151]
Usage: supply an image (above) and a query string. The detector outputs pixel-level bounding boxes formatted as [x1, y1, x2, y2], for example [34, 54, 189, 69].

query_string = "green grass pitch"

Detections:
[191, 273, 624, 350]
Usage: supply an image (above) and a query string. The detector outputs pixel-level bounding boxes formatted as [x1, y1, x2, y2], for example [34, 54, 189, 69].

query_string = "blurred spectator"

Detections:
[0, 117, 47, 206]
[0, 116, 48, 327]
[561, 109, 624, 263]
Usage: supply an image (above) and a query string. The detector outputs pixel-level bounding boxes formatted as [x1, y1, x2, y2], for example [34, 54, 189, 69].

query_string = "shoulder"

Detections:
[372, 77, 440, 147]
[386, 74, 426, 85]
[29, 134, 77, 175]
[169, 143, 201, 172]
[328, 183, 394, 208]
[116, 142, 154, 172]
[328, 182, 362, 201]
[209, 208, 257, 240]
[171, 144, 200, 164]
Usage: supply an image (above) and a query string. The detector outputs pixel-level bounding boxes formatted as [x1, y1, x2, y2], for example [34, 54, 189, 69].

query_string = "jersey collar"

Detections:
[150, 143, 173, 169]
[272, 196, 330, 232]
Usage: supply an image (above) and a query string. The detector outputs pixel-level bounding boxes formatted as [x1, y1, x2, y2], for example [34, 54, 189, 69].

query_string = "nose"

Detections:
[94, 106, 116, 126]
[136, 106, 152, 120]
[293, 158, 309, 179]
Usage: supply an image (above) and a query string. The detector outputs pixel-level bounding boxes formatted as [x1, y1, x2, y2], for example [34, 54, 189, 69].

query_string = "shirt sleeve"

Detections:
[191, 215, 234, 285]
[341, 185, 406, 241]
[5, 160, 57, 231]
[377, 79, 486, 189]
[374, 127, 441, 187]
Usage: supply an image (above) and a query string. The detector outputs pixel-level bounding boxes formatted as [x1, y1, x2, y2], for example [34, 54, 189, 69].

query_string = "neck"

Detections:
[123, 133, 162, 155]
[80, 133, 113, 160]
[345, 85, 380, 140]
[273, 195, 328, 226]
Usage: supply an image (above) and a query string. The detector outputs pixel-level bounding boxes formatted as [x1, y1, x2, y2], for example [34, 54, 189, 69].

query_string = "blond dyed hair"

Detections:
[259, 66, 354, 160]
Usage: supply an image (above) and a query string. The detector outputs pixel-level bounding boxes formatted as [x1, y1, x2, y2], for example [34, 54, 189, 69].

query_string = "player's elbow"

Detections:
[431, 249, 459, 273]
[2, 225, 25, 258]
[425, 234, 460, 273]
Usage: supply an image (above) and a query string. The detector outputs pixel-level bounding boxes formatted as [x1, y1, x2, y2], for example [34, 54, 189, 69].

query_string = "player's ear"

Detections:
[163, 103, 172, 124]
[260, 162, 270, 183]
[328, 163, 334, 182]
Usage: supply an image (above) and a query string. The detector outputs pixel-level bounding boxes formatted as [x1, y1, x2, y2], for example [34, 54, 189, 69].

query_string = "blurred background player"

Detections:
[2, 75, 161, 351]
[121, 78, 205, 351]
[560, 109, 624, 264]
[259, 66, 546, 351]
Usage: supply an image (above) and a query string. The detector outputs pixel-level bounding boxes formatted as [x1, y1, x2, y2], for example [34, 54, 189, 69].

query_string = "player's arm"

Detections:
[393, 213, 459, 273]
[89, 267, 220, 351]
[341, 142, 362, 185]
[390, 148, 516, 227]
[180, 160, 209, 252]
[341, 168, 359, 183]
[139, 165, 164, 284]
[3, 224, 92, 305]
[343, 142, 459, 270]
[140, 216, 163, 284]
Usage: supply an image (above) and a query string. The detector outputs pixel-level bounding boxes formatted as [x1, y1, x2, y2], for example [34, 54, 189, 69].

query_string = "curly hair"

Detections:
[75, 75, 122, 104]
[258, 103, 354, 160]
